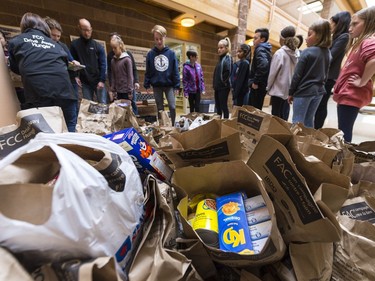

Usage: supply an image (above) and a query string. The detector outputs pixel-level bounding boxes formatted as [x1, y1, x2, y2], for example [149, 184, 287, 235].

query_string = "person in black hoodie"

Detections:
[314, 11, 351, 129]
[8, 12, 77, 132]
[248, 28, 272, 110]
[70, 18, 107, 104]
[213, 37, 232, 119]
[144, 25, 180, 125]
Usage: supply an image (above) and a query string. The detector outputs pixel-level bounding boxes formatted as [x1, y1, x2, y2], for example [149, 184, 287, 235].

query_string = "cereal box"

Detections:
[216, 192, 254, 254]
[104, 128, 173, 181]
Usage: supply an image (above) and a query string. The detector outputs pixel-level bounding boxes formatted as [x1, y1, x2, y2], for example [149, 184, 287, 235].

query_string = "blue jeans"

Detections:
[292, 95, 323, 128]
[153, 87, 176, 125]
[82, 83, 108, 104]
[337, 104, 359, 143]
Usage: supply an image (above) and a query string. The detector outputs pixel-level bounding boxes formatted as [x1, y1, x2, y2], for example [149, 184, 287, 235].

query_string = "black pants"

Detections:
[233, 91, 249, 107]
[314, 79, 336, 129]
[249, 86, 267, 110]
[271, 96, 290, 121]
[337, 104, 359, 143]
[214, 88, 230, 118]
[188, 92, 201, 113]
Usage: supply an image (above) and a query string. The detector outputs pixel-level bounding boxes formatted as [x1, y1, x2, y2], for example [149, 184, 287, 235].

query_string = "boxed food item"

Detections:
[216, 192, 254, 254]
[104, 127, 173, 181]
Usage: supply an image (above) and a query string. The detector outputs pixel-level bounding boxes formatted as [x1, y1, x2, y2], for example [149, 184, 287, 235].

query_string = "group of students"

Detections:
[213, 5, 375, 143]
[3, 7, 375, 142]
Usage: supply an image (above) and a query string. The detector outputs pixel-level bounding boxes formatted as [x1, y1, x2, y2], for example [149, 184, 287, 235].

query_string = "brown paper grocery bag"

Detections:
[113, 99, 140, 131]
[332, 181, 375, 281]
[231, 105, 291, 158]
[159, 119, 242, 168]
[0, 44, 20, 127]
[128, 176, 203, 281]
[248, 134, 342, 243]
[0, 106, 67, 159]
[173, 161, 286, 267]
[289, 242, 333, 281]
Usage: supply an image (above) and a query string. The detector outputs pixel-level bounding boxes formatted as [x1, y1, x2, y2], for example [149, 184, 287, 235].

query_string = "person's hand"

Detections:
[174, 89, 179, 95]
[252, 83, 259, 90]
[146, 88, 151, 94]
[108, 91, 115, 102]
[134, 83, 140, 91]
[72, 60, 80, 66]
[97, 82, 105, 89]
[202, 91, 206, 95]
[348, 74, 362, 87]
[75, 77, 82, 88]
[288, 96, 293, 104]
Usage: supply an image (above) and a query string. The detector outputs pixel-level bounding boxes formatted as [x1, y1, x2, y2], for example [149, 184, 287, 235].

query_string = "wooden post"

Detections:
[0, 43, 20, 127]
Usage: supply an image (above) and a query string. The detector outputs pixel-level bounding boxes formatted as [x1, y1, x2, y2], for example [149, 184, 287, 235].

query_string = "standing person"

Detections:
[333, 6, 375, 143]
[213, 37, 232, 118]
[288, 19, 332, 128]
[314, 11, 351, 129]
[248, 28, 272, 110]
[231, 43, 250, 106]
[144, 25, 180, 125]
[70, 18, 107, 104]
[44, 16, 81, 124]
[267, 26, 299, 120]
[182, 49, 206, 113]
[107, 32, 139, 114]
[109, 35, 134, 108]
[8, 12, 77, 132]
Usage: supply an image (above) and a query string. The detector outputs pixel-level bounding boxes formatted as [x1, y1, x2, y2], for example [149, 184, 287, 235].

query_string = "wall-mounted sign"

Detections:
[125, 44, 149, 71]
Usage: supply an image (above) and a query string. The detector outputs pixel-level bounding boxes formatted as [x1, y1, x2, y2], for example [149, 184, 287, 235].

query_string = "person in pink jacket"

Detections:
[333, 6, 375, 142]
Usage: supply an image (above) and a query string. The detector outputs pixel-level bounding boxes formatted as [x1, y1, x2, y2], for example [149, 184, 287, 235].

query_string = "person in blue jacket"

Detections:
[144, 25, 180, 125]
[182, 49, 206, 113]
[248, 28, 272, 110]
[8, 12, 77, 132]
[231, 43, 251, 106]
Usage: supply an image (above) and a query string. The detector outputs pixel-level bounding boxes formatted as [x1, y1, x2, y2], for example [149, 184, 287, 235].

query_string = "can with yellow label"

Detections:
[192, 199, 219, 248]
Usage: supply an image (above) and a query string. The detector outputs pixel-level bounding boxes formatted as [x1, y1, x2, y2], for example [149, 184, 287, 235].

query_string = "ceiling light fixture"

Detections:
[181, 18, 195, 27]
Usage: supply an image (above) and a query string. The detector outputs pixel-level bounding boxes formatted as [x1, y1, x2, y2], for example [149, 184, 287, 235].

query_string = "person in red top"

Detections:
[333, 6, 375, 142]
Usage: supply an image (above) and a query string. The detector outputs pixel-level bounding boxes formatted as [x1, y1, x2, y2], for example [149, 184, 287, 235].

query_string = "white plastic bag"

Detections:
[0, 133, 144, 272]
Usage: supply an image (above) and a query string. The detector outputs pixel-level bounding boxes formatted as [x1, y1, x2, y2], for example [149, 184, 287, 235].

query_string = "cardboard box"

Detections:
[137, 104, 157, 117]
[104, 128, 173, 181]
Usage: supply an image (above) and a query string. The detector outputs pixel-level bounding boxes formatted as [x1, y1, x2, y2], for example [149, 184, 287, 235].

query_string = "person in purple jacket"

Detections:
[182, 49, 206, 113]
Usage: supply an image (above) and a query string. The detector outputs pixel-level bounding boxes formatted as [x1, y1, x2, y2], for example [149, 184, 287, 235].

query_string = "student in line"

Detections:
[213, 37, 232, 118]
[314, 11, 351, 129]
[333, 6, 375, 142]
[231, 43, 251, 106]
[267, 26, 299, 121]
[182, 49, 206, 113]
[288, 19, 332, 128]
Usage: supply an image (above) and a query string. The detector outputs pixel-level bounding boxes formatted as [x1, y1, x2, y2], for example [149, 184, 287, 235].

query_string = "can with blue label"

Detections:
[216, 192, 254, 255]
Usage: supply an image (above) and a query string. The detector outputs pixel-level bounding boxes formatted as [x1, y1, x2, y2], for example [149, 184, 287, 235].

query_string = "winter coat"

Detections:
[182, 61, 205, 97]
[70, 35, 106, 86]
[213, 54, 232, 90]
[110, 52, 134, 94]
[231, 58, 250, 100]
[248, 42, 272, 88]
